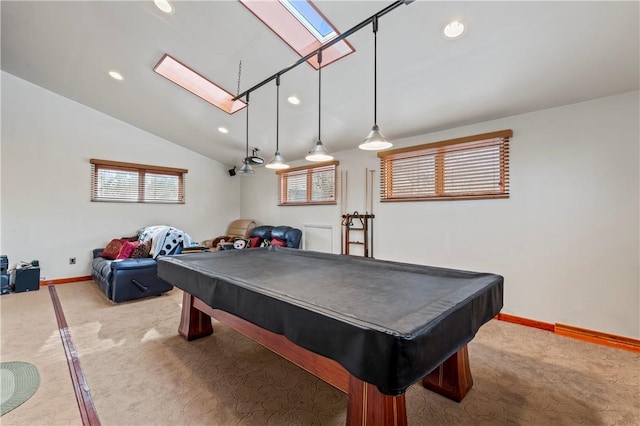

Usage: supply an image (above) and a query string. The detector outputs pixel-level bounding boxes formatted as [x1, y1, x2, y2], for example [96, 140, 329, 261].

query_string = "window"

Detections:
[239, 0, 354, 69]
[90, 159, 187, 204]
[378, 130, 512, 202]
[276, 161, 338, 205]
[280, 0, 336, 43]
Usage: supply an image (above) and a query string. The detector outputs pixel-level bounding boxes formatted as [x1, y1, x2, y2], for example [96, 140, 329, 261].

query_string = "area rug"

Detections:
[1, 361, 40, 416]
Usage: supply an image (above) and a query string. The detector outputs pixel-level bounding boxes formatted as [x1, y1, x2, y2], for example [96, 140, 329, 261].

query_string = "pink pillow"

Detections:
[270, 238, 286, 247]
[117, 241, 139, 259]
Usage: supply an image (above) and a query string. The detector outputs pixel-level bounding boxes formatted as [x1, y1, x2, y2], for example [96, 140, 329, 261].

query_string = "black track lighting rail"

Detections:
[232, 0, 413, 101]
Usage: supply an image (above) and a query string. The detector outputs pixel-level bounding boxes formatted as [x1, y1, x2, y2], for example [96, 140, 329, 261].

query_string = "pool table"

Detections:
[157, 247, 503, 425]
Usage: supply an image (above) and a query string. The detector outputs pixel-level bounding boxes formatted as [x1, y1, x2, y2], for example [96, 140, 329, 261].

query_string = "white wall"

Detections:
[241, 91, 640, 339]
[1, 71, 241, 280]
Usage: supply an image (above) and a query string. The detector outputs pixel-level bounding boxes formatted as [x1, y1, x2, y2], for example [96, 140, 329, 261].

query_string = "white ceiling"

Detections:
[2, 1, 638, 167]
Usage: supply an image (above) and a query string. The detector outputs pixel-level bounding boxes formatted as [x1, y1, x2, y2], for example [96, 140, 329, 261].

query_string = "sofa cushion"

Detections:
[271, 226, 303, 249]
[101, 239, 125, 260]
[110, 257, 158, 270]
[250, 226, 273, 240]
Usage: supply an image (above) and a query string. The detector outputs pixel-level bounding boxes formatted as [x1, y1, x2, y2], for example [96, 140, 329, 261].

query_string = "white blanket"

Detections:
[138, 225, 193, 258]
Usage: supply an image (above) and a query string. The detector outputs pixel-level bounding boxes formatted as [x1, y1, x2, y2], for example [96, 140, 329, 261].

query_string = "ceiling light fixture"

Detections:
[266, 75, 290, 170]
[154, 0, 174, 14]
[306, 51, 333, 162]
[359, 16, 392, 151]
[247, 147, 264, 165]
[233, 1, 412, 105]
[237, 93, 255, 176]
[108, 71, 124, 81]
[218, 127, 229, 134]
[443, 21, 465, 39]
[154, 54, 246, 114]
[287, 96, 300, 105]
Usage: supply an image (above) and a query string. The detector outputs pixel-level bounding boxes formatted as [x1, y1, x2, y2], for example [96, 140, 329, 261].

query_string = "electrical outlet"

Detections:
[69, 257, 76, 265]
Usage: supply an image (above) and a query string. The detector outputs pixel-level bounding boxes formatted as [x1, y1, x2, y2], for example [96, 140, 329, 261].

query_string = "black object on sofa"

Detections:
[249, 225, 302, 249]
[91, 248, 176, 303]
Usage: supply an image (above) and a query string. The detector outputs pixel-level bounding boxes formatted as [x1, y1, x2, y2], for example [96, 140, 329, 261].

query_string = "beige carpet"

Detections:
[0, 286, 82, 425]
[1, 281, 639, 425]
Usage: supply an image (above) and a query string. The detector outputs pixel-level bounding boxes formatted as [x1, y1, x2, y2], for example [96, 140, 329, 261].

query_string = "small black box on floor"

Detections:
[0, 255, 9, 295]
[11, 267, 40, 293]
[0, 275, 9, 295]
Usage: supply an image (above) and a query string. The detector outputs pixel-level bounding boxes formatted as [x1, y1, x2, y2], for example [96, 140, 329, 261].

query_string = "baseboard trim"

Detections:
[496, 313, 640, 353]
[555, 323, 640, 353]
[41, 275, 92, 286]
[496, 313, 555, 331]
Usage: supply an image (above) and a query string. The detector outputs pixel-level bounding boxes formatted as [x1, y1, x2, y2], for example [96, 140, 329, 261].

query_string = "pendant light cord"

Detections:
[318, 50, 322, 141]
[276, 75, 280, 151]
[245, 92, 250, 159]
[373, 16, 378, 126]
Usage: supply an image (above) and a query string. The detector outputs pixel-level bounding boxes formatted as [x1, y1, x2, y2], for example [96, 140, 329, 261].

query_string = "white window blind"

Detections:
[90, 159, 187, 204]
[276, 161, 338, 205]
[378, 130, 512, 202]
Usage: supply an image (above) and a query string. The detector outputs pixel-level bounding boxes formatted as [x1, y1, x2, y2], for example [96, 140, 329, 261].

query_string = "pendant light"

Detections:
[237, 92, 255, 175]
[359, 16, 392, 151]
[306, 50, 333, 162]
[266, 75, 290, 170]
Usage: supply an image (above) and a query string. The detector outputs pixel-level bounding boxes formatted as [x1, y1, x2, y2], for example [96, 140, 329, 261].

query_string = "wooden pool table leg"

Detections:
[179, 292, 213, 341]
[346, 375, 407, 426]
[421, 345, 473, 402]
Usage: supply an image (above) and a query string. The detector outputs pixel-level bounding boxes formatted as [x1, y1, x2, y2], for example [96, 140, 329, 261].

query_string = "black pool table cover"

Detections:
[157, 246, 503, 395]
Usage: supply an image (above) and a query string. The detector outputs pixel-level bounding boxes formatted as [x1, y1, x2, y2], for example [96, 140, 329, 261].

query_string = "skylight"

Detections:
[239, 0, 354, 69]
[280, 0, 336, 43]
[153, 54, 247, 115]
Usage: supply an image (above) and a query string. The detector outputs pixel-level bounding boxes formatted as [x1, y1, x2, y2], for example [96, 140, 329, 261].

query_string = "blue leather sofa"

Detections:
[91, 247, 178, 303]
[248, 225, 303, 249]
[91, 225, 300, 302]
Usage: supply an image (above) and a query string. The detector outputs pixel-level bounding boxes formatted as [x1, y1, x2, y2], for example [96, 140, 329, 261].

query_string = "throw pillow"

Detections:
[271, 238, 286, 247]
[101, 239, 125, 260]
[130, 239, 152, 258]
[117, 241, 138, 259]
[260, 239, 271, 248]
[249, 236, 261, 248]
[211, 236, 230, 247]
[233, 239, 249, 250]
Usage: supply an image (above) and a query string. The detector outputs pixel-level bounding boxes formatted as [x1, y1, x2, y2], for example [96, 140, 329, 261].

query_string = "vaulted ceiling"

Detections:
[2, 1, 638, 167]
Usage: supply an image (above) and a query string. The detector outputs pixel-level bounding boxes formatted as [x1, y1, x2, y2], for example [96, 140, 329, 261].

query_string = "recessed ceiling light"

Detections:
[443, 21, 465, 39]
[218, 127, 229, 134]
[109, 71, 124, 81]
[288, 96, 300, 105]
[154, 0, 174, 14]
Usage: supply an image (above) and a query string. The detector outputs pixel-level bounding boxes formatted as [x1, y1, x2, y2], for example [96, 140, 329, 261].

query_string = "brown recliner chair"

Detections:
[201, 219, 256, 249]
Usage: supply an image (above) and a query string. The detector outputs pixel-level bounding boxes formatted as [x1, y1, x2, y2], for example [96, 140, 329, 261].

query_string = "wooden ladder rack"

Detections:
[341, 213, 375, 257]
